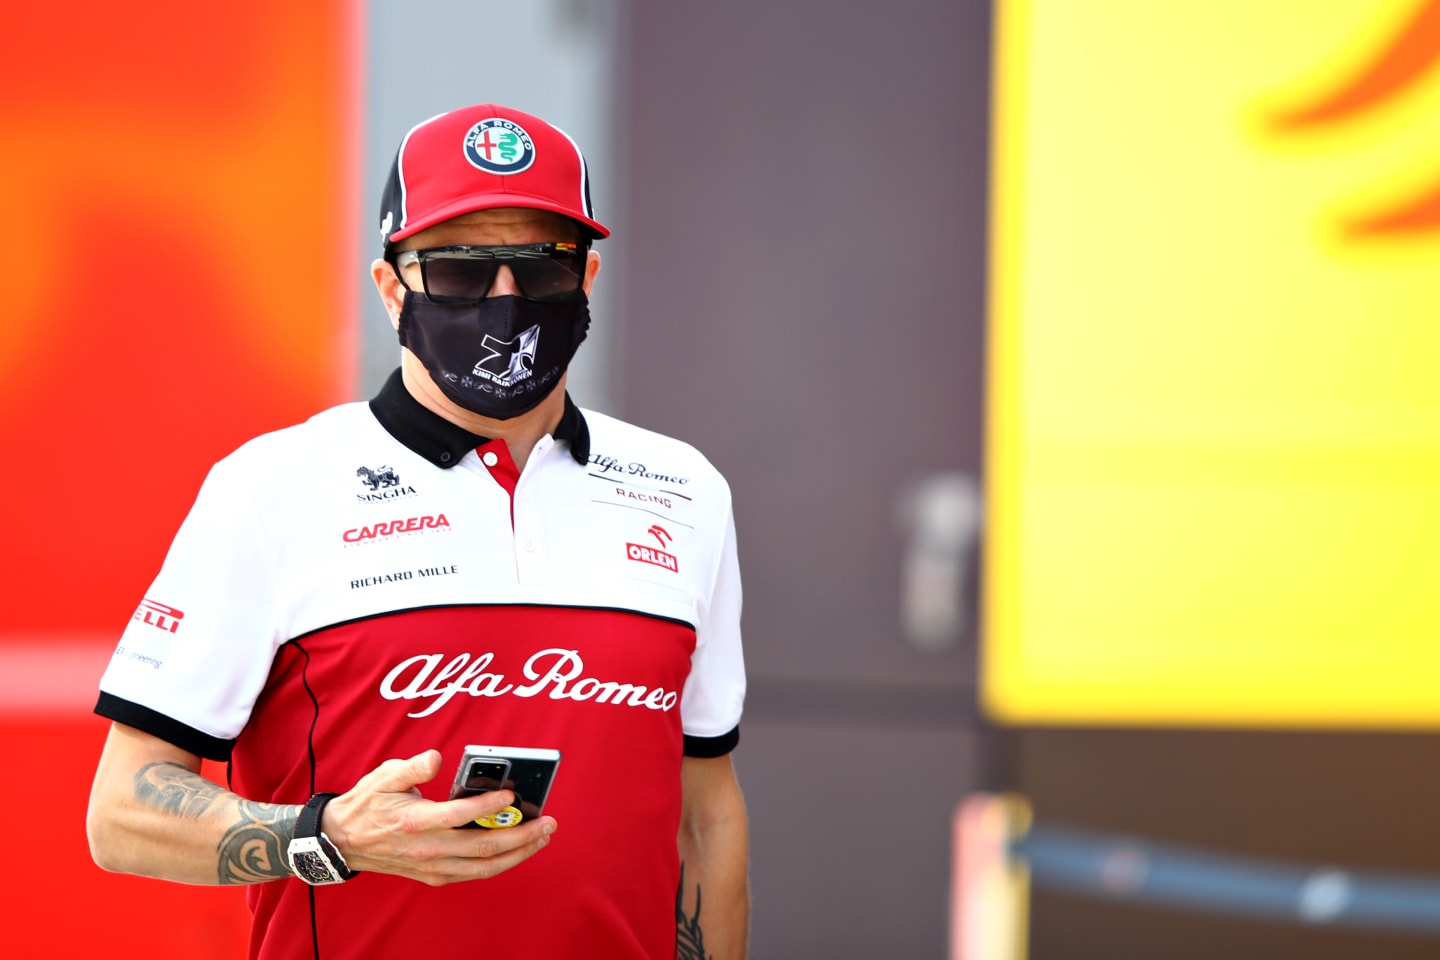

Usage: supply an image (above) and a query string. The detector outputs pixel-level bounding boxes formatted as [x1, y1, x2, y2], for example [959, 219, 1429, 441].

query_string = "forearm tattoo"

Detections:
[135, 762, 222, 818]
[216, 799, 297, 884]
[133, 762, 297, 884]
[675, 862, 713, 960]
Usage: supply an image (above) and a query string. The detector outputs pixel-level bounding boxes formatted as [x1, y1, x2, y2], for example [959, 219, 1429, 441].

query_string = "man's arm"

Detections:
[87, 722, 556, 886]
[676, 753, 749, 960]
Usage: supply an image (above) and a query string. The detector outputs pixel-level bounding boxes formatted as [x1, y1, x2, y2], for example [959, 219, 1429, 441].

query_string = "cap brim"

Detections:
[388, 192, 610, 248]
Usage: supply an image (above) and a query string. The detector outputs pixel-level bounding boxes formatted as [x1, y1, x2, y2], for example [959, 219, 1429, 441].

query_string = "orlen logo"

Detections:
[133, 598, 184, 634]
[344, 514, 451, 544]
[626, 543, 678, 572]
[626, 526, 678, 572]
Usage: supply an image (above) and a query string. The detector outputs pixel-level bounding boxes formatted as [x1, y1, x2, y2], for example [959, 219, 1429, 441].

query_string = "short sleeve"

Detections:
[95, 455, 283, 759]
[678, 495, 745, 753]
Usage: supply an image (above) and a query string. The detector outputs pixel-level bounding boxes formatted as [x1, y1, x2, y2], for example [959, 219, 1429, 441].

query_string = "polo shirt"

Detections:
[96, 369, 745, 960]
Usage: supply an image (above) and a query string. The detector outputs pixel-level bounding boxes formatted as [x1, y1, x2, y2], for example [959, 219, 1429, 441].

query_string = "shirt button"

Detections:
[482, 451, 499, 467]
[523, 538, 536, 552]
[439, 452, 452, 463]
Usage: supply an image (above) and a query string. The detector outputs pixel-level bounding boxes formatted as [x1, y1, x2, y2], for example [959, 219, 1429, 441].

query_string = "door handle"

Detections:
[897, 471, 982, 652]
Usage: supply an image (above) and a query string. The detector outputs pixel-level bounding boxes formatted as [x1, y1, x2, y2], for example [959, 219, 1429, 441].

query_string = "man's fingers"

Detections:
[365, 750, 442, 793]
[461, 831, 553, 879]
[418, 826, 555, 883]
[405, 811, 551, 862]
[388, 786, 535, 834]
[437, 789, 526, 829]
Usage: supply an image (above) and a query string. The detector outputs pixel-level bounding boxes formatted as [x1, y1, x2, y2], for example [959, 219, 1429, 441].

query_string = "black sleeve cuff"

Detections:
[683, 725, 739, 758]
[95, 693, 235, 762]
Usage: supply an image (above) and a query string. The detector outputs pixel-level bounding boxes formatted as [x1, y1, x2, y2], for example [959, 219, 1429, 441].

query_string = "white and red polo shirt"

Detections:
[96, 369, 745, 960]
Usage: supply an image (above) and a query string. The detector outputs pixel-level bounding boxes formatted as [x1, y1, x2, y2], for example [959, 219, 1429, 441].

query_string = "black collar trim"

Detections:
[368, 368, 590, 468]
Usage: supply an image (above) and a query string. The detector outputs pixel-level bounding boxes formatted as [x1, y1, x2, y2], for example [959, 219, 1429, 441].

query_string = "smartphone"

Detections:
[449, 745, 562, 829]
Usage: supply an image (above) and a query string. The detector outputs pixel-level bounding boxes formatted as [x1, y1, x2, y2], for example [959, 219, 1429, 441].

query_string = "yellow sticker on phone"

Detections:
[475, 806, 523, 829]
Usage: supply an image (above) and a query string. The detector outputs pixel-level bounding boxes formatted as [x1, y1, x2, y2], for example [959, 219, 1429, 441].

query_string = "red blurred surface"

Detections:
[0, 2, 361, 955]
[0, 0, 360, 634]
[4, 716, 252, 955]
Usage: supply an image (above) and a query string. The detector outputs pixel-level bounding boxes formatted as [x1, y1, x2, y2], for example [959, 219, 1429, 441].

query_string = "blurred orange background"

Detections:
[0, 2, 360, 954]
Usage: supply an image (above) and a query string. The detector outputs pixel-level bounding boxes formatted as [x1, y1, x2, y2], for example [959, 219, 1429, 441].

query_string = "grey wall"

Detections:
[358, 0, 626, 410]
[619, 2, 993, 954]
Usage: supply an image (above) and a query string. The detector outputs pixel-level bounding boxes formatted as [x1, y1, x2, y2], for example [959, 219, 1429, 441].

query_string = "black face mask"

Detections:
[397, 292, 590, 420]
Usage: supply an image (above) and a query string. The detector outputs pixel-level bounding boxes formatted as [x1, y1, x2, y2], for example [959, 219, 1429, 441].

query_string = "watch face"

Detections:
[291, 847, 339, 885]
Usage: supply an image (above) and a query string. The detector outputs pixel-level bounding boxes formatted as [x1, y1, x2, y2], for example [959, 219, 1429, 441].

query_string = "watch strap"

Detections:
[295, 792, 338, 842]
[291, 792, 357, 882]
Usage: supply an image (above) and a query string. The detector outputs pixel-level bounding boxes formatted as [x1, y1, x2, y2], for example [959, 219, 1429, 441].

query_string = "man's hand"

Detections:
[88, 725, 556, 887]
[323, 749, 556, 886]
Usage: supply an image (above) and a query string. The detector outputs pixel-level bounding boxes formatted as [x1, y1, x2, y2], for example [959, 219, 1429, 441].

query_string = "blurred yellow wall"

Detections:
[984, 0, 1440, 726]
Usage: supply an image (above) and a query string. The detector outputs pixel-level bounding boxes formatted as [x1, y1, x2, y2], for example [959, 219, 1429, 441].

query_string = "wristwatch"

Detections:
[287, 793, 358, 886]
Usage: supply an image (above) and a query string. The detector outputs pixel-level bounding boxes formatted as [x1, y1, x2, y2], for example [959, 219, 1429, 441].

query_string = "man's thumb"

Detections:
[380, 749, 441, 789]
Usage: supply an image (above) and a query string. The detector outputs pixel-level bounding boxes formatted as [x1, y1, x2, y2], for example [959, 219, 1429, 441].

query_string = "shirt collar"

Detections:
[368, 368, 590, 468]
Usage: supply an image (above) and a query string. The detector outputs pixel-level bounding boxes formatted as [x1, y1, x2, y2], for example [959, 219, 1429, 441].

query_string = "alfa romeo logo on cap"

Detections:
[463, 118, 536, 175]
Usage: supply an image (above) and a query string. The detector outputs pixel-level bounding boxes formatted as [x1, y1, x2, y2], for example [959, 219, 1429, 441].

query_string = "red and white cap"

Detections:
[379, 103, 609, 255]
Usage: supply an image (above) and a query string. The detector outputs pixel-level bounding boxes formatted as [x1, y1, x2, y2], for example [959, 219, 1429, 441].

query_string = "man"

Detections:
[87, 103, 748, 960]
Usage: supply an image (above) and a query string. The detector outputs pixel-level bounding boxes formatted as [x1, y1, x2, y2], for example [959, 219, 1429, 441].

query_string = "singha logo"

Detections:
[357, 465, 400, 491]
[472, 324, 540, 387]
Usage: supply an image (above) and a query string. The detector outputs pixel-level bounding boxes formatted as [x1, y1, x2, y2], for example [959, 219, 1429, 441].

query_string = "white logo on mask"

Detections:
[472, 324, 540, 386]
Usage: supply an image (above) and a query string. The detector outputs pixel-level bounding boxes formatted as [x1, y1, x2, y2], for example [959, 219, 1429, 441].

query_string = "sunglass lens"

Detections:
[512, 250, 584, 301]
[423, 257, 500, 301]
[416, 246, 584, 301]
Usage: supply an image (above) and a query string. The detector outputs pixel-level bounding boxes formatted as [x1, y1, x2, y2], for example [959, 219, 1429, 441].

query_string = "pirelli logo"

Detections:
[133, 598, 184, 634]
[625, 543, 678, 573]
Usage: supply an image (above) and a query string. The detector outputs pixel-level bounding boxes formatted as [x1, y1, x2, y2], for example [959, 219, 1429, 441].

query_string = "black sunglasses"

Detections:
[392, 242, 587, 303]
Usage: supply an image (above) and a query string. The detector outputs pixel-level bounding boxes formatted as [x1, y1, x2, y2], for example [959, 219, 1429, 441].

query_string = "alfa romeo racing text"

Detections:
[380, 647, 681, 719]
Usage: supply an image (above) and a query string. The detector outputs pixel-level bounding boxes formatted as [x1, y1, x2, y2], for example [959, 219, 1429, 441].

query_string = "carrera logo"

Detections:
[343, 514, 451, 544]
[133, 598, 184, 634]
[626, 542, 678, 573]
